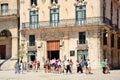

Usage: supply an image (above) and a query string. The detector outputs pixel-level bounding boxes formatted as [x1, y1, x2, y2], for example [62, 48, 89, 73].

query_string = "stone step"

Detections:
[0, 59, 16, 70]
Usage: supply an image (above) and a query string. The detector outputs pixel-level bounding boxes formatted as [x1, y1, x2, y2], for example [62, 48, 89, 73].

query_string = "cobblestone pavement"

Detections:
[0, 69, 120, 80]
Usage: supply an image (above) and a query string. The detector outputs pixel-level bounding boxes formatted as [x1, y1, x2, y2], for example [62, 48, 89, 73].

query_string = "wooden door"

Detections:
[47, 41, 60, 51]
[0, 45, 6, 59]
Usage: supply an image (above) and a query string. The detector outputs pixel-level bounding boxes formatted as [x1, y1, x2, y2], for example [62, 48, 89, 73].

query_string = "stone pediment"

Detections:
[28, 3, 39, 11]
[48, 1, 60, 9]
[74, 0, 87, 6]
[76, 44, 88, 50]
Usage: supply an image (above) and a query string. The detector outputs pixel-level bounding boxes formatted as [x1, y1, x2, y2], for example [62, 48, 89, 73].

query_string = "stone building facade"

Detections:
[19, 0, 120, 69]
[0, 0, 19, 69]
[0, 0, 120, 70]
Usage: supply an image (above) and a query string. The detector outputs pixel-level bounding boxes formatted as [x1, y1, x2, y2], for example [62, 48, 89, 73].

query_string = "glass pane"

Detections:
[50, 9, 59, 27]
[76, 6, 86, 25]
[52, 14, 55, 21]
[1, 4, 8, 15]
[34, 16, 38, 22]
[55, 13, 58, 21]
[30, 10, 38, 28]
[29, 35, 35, 46]
[78, 11, 82, 19]
[31, 16, 35, 22]
[1, 4, 8, 11]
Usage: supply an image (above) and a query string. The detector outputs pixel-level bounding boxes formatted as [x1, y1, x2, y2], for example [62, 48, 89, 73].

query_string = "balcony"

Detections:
[0, 9, 18, 17]
[22, 17, 112, 30]
[76, 40, 88, 50]
[27, 42, 37, 51]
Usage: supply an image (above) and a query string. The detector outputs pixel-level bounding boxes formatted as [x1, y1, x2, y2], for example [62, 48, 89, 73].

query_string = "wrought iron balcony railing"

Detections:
[0, 9, 18, 16]
[27, 42, 36, 46]
[27, 42, 37, 51]
[22, 17, 112, 30]
[77, 40, 88, 50]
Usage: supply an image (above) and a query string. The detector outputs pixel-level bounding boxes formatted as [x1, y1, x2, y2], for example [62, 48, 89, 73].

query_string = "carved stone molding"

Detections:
[28, 3, 39, 11]
[27, 46, 37, 51]
[76, 44, 88, 50]
[48, 1, 60, 9]
[74, 0, 87, 6]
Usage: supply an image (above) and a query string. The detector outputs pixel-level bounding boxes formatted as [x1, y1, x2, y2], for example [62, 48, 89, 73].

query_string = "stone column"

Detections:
[107, 31, 111, 66]
[11, 37, 18, 59]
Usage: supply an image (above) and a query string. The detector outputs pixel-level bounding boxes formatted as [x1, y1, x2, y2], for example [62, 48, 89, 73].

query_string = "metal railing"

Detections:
[22, 17, 113, 30]
[0, 9, 18, 16]
[27, 42, 36, 46]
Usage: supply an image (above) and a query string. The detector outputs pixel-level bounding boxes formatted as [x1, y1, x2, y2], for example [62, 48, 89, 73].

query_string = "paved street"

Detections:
[0, 69, 120, 80]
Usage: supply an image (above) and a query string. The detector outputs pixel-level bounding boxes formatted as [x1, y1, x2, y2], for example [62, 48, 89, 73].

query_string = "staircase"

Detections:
[0, 59, 16, 70]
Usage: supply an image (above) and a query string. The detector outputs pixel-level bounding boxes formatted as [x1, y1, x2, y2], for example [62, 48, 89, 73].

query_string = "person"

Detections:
[44, 60, 49, 73]
[87, 59, 92, 74]
[26, 61, 30, 72]
[37, 61, 40, 72]
[65, 59, 72, 74]
[105, 59, 110, 74]
[15, 60, 20, 74]
[20, 60, 24, 73]
[84, 59, 88, 74]
[57, 59, 62, 73]
[61, 60, 65, 73]
[70, 59, 73, 70]
[101, 59, 106, 74]
[32, 61, 37, 72]
[76, 60, 83, 73]
[76, 60, 80, 73]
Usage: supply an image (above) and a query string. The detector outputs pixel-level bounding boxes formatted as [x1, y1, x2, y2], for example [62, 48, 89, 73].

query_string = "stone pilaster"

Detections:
[11, 37, 18, 59]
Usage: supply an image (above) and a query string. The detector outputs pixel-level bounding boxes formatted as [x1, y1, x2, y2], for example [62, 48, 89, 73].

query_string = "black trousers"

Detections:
[77, 66, 83, 73]
[66, 65, 72, 73]
[102, 67, 106, 74]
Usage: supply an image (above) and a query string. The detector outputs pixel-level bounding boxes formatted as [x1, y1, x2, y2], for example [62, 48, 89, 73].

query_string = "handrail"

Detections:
[22, 17, 113, 30]
[0, 9, 18, 16]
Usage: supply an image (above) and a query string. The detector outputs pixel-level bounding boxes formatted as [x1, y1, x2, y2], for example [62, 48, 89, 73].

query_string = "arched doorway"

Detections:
[0, 30, 12, 59]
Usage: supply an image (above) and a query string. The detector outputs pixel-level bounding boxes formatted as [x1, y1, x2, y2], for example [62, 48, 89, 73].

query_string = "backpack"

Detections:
[84, 61, 88, 67]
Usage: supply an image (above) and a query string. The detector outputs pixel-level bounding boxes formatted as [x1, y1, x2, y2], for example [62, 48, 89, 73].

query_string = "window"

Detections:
[111, 34, 114, 48]
[117, 37, 120, 49]
[31, 0, 37, 6]
[30, 10, 39, 29]
[103, 30, 107, 45]
[70, 50, 75, 56]
[77, 50, 88, 61]
[79, 32, 86, 44]
[76, 5, 86, 25]
[51, 0, 58, 4]
[50, 8, 59, 27]
[28, 51, 36, 61]
[29, 35, 35, 46]
[1, 3, 8, 15]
